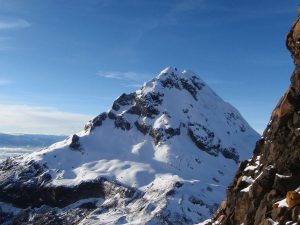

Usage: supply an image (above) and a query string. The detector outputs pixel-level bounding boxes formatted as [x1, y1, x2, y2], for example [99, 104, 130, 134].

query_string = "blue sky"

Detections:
[0, 0, 298, 134]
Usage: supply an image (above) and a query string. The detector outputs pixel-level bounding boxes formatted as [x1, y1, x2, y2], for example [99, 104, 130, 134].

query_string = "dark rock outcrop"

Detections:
[159, 71, 205, 101]
[188, 123, 239, 162]
[0, 158, 137, 224]
[112, 93, 136, 111]
[134, 121, 151, 135]
[10, 205, 96, 225]
[209, 7, 300, 225]
[114, 116, 131, 130]
[85, 112, 107, 131]
[69, 134, 81, 150]
[0, 159, 136, 209]
[128, 92, 163, 118]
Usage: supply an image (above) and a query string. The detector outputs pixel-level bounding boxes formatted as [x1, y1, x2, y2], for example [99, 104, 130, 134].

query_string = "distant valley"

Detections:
[0, 133, 66, 161]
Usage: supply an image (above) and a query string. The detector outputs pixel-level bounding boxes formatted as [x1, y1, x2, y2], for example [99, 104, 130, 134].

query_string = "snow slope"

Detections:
[0, 67, 259, 224]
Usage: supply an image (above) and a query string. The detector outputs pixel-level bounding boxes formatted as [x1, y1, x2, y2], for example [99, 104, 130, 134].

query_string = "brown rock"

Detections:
[267, 189, 278, 202]
[287, 191, 300, 208]
[271, 205, 288, 221]
[233, 191, 250, 224]
[292, 205, 300, 221]
[211, 6, 300, 225]
[262, 219, 274, 225]
[272, 175, 300, 195]
[272, 203, 279, 210]
[213, 200, 227, 220]
[216, 215, 225, 224]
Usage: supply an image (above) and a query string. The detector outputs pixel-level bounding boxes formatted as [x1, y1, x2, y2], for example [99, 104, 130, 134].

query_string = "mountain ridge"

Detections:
[0, 67, 259, 224]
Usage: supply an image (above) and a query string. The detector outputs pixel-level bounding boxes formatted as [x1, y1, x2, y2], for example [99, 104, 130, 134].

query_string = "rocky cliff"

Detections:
[206, 7, 300, 225]
[0, 68, 259, 225]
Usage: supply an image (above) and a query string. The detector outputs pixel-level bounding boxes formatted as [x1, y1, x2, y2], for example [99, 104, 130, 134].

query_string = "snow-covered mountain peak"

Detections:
[0, 67, 259, 224]
[99, 67, 256, 162]
[159, 66, 178, 74]
[144, 66, 206, 95]
[156, 66, 199, 79]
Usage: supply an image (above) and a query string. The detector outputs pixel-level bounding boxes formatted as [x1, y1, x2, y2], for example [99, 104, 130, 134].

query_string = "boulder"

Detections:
[287, 191, 300, 208]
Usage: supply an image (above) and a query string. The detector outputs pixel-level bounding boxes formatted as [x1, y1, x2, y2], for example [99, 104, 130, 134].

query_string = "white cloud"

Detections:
[0, 79, 12, 86]
[123, 83, 143, 88]
[97, 70, 151, 81]
[0, 104, 93, 135]
[0, 18, 30, 30]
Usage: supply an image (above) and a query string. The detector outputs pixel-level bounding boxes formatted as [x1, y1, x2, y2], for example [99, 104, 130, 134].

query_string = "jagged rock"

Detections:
[165, 127, 181, 138]
[188, 124, 239, 162]
[210, 7, 300, 225]
[10, 206, 94, 225]
[287, 191, 300, 208]
[134, 121, 151, 135]
[107, 111, 117, 120]
[159, 71, 205, 101]
[180, 78, 198, 100]
[149, 128, 164, 145]
[273, 174, 300, 194]
[112, 93, 136, 111]
[292, 205, 300, 221]
[69, 134, 81, 150]
[85, 112, 107, 131]
[114, 116, 131, 130]
[131, 92, 163, 118]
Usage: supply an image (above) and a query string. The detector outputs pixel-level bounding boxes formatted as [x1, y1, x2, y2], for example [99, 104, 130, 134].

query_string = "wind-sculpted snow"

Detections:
[0, 67, 259, 224]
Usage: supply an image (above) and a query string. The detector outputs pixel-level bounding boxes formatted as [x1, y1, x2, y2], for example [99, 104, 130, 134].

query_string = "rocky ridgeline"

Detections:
[207, 7, 300, 225]
[83, 70, 244, 162]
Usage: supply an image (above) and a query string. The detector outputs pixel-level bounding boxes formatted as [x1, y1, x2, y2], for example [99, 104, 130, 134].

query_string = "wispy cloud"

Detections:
[97, 70, 154, 89]
[0, 104, 93, 135]
[0, 79, 12, 86]
[123, 83, 144, 88]
[97, 70, 151, 81]
[0, 18, 30, 30]
[0, 18, 30, 51]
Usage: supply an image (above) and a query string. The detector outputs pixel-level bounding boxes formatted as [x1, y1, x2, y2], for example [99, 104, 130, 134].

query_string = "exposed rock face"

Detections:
[287, 191, 300, 208]
[208, 8, 300, 225]
[0, 68, 259, 224]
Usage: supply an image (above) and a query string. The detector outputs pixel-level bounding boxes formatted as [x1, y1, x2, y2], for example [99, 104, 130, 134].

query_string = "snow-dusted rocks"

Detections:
[0, 67, 259, 224]
[209, 8, 300, 225]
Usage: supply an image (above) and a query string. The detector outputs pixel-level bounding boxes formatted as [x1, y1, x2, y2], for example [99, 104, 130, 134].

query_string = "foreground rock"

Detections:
[207, 7, 300, 225]
[0, 68, 259, 224]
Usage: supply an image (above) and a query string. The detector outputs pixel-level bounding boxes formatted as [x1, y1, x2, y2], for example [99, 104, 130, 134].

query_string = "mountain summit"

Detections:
[0, 67, 259, 224]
